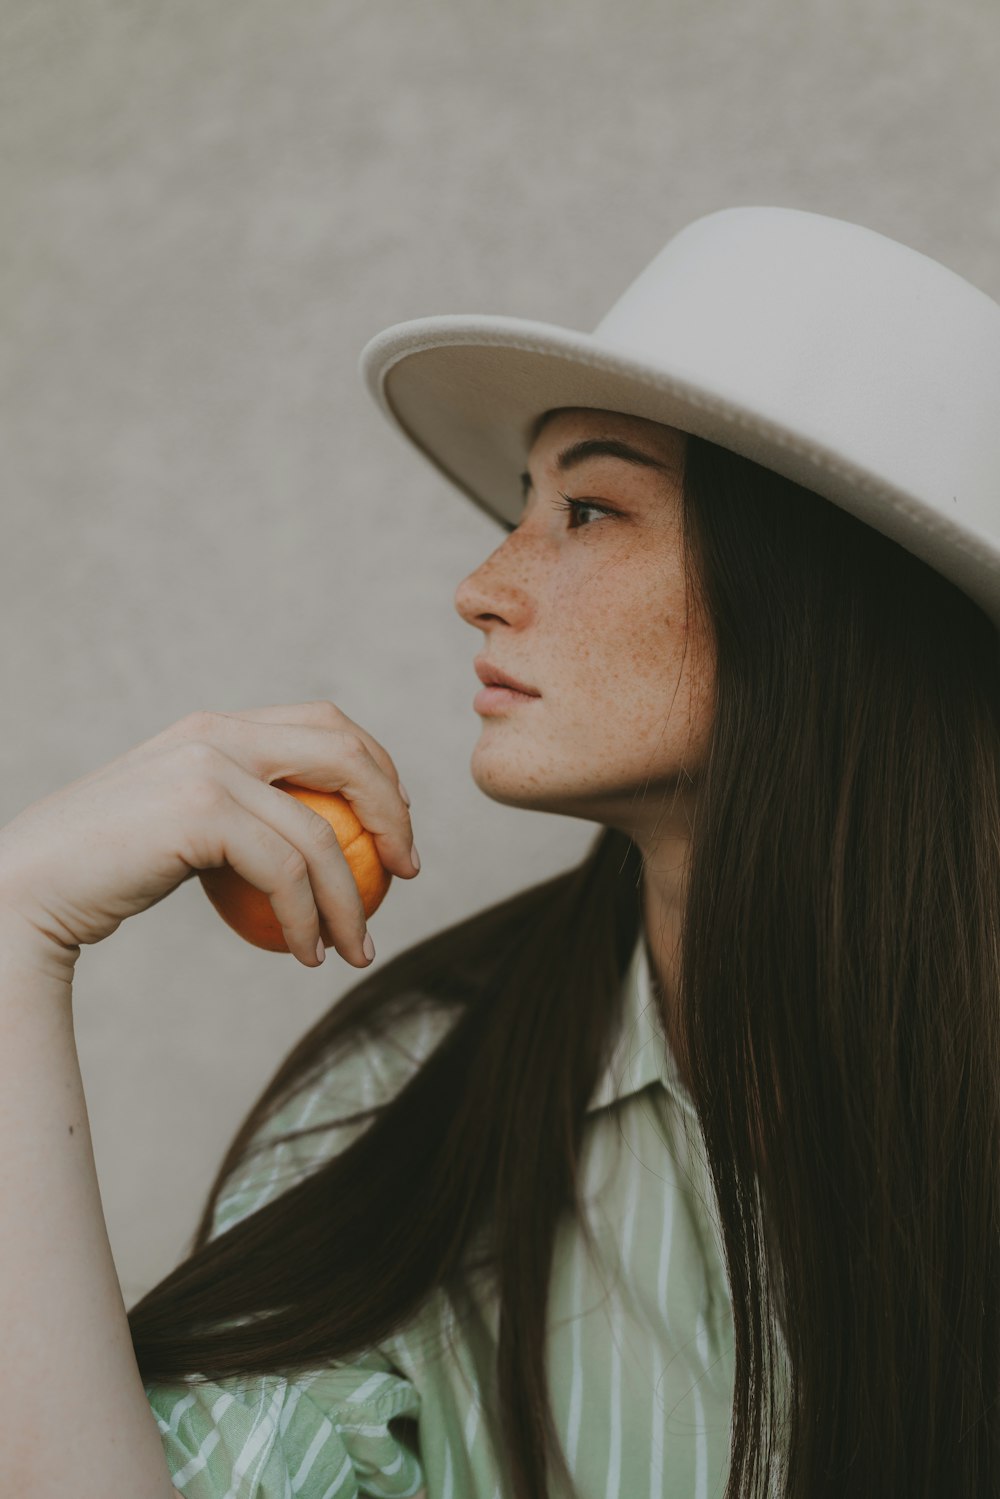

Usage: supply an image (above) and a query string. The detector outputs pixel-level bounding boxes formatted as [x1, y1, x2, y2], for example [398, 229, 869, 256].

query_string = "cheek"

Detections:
[613, 573, 693, 671]
[554, 546, 703, 693]
[611, 583, 715, 733]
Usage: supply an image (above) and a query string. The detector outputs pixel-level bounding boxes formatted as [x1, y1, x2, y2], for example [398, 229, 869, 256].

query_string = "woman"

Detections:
[1, 206, 998, 1499]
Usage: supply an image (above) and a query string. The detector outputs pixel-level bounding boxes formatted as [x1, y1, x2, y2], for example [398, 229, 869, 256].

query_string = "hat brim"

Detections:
[360, 313, 1000, 634]
[361, 312, 914, 531]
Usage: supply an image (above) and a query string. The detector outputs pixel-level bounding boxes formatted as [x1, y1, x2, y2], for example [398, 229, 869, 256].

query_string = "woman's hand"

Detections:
[0, 700, 419, 972]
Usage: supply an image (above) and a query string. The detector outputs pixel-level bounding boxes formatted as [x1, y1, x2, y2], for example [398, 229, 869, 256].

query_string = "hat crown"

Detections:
[592, 208, 1000, 551]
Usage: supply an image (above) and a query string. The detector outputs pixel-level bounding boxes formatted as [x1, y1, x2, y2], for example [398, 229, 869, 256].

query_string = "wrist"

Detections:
[0, 907, 79, 988]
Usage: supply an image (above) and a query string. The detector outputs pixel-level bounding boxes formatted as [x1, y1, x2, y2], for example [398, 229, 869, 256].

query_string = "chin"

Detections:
[468, 754, 603, 819]
[470, 767, 541, 808]
[469, 750, 544, 805]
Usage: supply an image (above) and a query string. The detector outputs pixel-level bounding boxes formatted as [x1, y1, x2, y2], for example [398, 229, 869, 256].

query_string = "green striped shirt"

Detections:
[145, 932, 739, 1497]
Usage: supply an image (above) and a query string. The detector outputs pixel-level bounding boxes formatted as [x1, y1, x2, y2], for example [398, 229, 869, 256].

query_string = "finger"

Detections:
[173, 715, 417, 880]
[184, 770, 371, 969]
[210, 701, 407, 794]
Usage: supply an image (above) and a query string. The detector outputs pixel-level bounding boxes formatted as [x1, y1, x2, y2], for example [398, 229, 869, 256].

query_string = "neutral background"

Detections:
[3, 0, 999, 1304]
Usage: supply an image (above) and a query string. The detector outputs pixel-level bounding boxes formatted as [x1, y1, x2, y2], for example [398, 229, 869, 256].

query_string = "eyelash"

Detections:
[502, 492, 618, 535]
[552, 492, 617, 530]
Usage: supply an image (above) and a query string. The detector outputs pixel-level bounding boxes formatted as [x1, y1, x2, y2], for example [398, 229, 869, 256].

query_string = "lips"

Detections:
[473, 658, 541, 696]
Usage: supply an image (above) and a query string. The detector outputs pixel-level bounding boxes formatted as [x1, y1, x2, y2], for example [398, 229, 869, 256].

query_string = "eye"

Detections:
[503, 490, 619, 534]
[552, 492, 617, 530]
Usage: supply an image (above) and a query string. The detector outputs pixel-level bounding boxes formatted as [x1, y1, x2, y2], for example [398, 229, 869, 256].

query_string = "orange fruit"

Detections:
[198, 779, 392, 953]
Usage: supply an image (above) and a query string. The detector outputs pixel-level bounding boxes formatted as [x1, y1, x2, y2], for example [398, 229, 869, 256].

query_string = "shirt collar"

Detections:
[585, 929, 692, 1115]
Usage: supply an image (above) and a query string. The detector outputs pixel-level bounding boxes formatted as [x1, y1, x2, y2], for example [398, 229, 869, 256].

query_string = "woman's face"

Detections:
[453, 407, 716, 838]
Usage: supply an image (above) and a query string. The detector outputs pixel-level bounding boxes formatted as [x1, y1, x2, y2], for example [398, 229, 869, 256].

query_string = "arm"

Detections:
[0, 917, 179, 1498]
[0, 700, 417, 1496]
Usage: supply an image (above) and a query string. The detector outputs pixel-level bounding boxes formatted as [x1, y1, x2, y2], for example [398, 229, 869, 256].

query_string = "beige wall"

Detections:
[3, 0, 998, 1304]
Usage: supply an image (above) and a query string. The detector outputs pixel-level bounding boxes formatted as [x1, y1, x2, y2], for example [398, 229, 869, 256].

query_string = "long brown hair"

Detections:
[128, 429, 1000, 1497]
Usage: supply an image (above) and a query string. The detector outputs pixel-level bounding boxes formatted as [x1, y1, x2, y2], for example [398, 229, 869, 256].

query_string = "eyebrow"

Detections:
[519, 437, 680, 497]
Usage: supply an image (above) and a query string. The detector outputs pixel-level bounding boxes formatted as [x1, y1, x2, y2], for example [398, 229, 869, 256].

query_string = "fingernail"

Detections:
[315, 937, 326, 965]
[362, 930, 376, 962]
[398, 781, 411, 806]
[410, 842, 421, 873]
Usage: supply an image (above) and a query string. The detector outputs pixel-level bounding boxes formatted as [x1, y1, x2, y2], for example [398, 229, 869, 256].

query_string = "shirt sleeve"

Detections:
[146, 1363, 425, 1499]
[144, 1015, 451, 1498]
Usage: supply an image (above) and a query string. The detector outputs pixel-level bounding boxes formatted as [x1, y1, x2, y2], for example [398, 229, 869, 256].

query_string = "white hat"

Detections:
[360, 206, 1000, 633]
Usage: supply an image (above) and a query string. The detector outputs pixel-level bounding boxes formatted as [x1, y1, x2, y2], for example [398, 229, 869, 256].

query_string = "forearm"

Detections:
[0, 918, 178, 1498]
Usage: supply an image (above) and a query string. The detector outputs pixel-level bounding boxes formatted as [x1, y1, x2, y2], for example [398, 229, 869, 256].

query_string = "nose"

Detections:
[453, 534, 533, 629]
